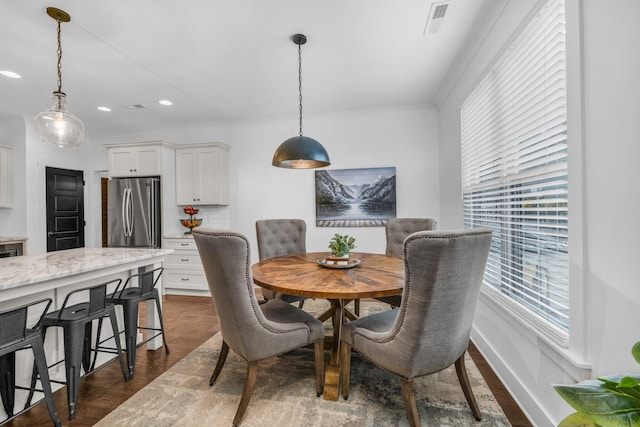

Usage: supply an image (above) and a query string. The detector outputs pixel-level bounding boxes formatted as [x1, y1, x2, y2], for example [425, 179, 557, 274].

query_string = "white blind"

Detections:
[461, 0, 569, 333]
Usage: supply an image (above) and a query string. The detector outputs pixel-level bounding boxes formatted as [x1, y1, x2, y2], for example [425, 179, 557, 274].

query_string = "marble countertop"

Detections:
[0, 236, 28, 243]
[0, 247, 173, 291]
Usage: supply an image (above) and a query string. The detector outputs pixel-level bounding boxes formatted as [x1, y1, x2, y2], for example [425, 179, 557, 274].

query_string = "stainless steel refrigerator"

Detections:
[108, 177, 161, 248]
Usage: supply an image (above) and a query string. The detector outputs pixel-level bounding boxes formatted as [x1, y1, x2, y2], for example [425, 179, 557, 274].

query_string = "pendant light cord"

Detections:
[56, 18, 63, 94]
[298, 42, 303, 137]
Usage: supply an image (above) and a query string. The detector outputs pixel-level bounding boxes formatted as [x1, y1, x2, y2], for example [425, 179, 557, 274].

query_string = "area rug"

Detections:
[96, 300, 511, 426]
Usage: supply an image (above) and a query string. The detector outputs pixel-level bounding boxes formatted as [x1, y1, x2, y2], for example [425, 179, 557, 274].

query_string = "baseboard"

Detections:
[471, 327, 555, 427]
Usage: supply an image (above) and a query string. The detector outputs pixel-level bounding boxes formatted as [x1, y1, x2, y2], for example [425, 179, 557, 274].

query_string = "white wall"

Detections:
[437, 1, 640, 425]
[8, 106, 438, 263]
[29, 123, 111, 253]
[226, 107, 439, 263]
[0, 117, 26, 237]
[100, 107, 439, 262]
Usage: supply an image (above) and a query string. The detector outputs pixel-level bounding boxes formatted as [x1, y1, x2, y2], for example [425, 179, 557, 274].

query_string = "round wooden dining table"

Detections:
[251, 252, 404, 400]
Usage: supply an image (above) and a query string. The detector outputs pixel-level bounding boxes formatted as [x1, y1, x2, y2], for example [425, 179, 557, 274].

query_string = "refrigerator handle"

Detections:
[121, 188, 129, 237]
[148, 180, 155, 245]
[127, 187, 134, 237]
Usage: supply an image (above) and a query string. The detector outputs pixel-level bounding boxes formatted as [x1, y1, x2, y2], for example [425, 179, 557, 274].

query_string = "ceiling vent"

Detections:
[122, 104, 146, 110]
[423, 1, 451, 34]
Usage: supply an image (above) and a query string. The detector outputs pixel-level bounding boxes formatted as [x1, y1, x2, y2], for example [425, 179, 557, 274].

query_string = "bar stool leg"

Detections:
[121, 300, 139, 380]
[31, 338, 62, 427]
[153, 293, 170, 354]
[63, 323, 85, 420]
[90, 317, 105, 372]
[82, 322, 93, 373]
[25, 328, 46, 408]
[0, 352, 15, 417]
[108, 311, 129, 382]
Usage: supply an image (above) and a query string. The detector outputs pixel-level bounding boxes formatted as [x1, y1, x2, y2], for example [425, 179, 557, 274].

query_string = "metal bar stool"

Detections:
[93, 267, 169, 380]
[27, 279, 128, 420]
[0, 298, 60, 427]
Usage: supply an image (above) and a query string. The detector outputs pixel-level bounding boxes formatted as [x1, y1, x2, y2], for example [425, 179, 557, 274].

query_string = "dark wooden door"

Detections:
[46, 167, 85, 252]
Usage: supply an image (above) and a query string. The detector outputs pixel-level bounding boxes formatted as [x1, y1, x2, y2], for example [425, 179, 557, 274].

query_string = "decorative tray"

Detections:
[317, 258, 361, 269]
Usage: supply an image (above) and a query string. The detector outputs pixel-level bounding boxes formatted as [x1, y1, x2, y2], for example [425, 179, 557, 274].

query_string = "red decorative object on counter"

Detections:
[180, 206, 202, 234]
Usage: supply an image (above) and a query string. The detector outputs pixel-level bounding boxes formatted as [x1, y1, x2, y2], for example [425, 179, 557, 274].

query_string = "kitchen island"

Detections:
[0, 247, 173, 421]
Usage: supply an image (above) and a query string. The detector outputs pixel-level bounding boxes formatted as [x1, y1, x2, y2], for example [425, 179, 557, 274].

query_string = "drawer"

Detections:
[164, 239, 198, 250]
[166, 271, 208, 290]
[166, 253, 202, 269]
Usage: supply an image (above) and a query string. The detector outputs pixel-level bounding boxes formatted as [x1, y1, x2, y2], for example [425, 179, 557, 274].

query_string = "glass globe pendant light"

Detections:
[34, 7, 85, 148]
[272, 34, 330, 169]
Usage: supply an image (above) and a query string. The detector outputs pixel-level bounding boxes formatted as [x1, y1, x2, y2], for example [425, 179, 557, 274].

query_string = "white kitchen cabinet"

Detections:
[162, 236, 210, 295]
[175, 142, 230, 205]
[105, 141, 171, 177]
[0, 144, 13, 208]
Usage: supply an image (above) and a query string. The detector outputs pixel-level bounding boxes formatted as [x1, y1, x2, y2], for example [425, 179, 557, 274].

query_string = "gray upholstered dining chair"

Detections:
[192, 227, 325, 426]
[340, 228, 492, 427]
[376, 217, 439, 307]
[255, 219, 308, 307]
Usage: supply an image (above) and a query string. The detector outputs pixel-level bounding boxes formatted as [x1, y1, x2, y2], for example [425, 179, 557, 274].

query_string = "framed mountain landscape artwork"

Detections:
[315, 167, 396, 227]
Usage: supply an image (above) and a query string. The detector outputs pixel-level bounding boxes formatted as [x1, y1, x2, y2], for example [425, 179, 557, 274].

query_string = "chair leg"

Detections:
[82, 322, 93, 374]
[210, 340, 229, 386]
[153, 294, 170, 354]
[90, 317, 106, 372]
[26, 328, 46, 408]
[339, 342, 352, 399]
[314, 340, 324, 396]
[108, 312, 129, 382]
[121, 300, 139, 380]
[233, 361, 257, 427]
[0, 352, 16, 417]
[31, 338, 62, 427]
[400, 378, 420, 427]
[354, 299, 360, 317]
[63, 323, 85, 420]
[455, 353, 482, 421]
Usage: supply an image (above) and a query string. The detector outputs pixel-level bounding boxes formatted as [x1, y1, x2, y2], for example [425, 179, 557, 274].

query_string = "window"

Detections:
[460, 0, 568, 339]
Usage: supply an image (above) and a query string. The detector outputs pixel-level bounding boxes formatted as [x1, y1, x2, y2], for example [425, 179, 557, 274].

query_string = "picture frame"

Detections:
[315, 167, 396, 227]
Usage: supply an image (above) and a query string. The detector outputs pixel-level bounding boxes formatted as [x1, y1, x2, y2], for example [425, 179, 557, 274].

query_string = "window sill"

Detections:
[479, 285, 592, 381]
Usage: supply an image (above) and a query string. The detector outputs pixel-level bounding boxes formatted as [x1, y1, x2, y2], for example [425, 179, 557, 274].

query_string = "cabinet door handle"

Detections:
[181, 278, 190, 281]
[180, 243, 189, 246]
[181, 258, 190, 262]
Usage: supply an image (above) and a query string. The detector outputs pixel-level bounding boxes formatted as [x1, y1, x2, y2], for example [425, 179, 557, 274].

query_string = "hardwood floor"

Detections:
[5, 295, 531, 426]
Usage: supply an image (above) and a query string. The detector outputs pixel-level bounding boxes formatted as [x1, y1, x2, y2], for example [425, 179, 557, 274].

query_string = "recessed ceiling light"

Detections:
[0, 70, 21, 79]
[159, 99, 173, 106]
[97, 106, 111, 112]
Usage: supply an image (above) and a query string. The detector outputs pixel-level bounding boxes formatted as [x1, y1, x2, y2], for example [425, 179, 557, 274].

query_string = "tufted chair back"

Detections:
[340, 228, 492, 425]
[256, 219, 306, 259]
[255, 219, 307, 301]
[193, 227, 325, 425]
[385, 218, 438, 258]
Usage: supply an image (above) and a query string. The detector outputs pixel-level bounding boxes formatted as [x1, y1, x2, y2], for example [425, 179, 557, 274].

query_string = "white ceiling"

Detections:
[0, 0, 489, 138]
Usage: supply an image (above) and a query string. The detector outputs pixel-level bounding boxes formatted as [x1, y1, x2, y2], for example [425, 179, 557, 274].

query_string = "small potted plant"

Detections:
[328, 234, 356, 265]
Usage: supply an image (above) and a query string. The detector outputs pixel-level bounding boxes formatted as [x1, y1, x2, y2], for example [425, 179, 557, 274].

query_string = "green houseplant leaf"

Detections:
[328, 234, 356, 257]
[557, 412, 597, 427]
[554, 343, 640, 427]
[632, 342, 640, 365]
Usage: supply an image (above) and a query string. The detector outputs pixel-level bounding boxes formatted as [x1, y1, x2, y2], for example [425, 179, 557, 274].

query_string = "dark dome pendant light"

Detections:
[272, 34, 330, 169]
